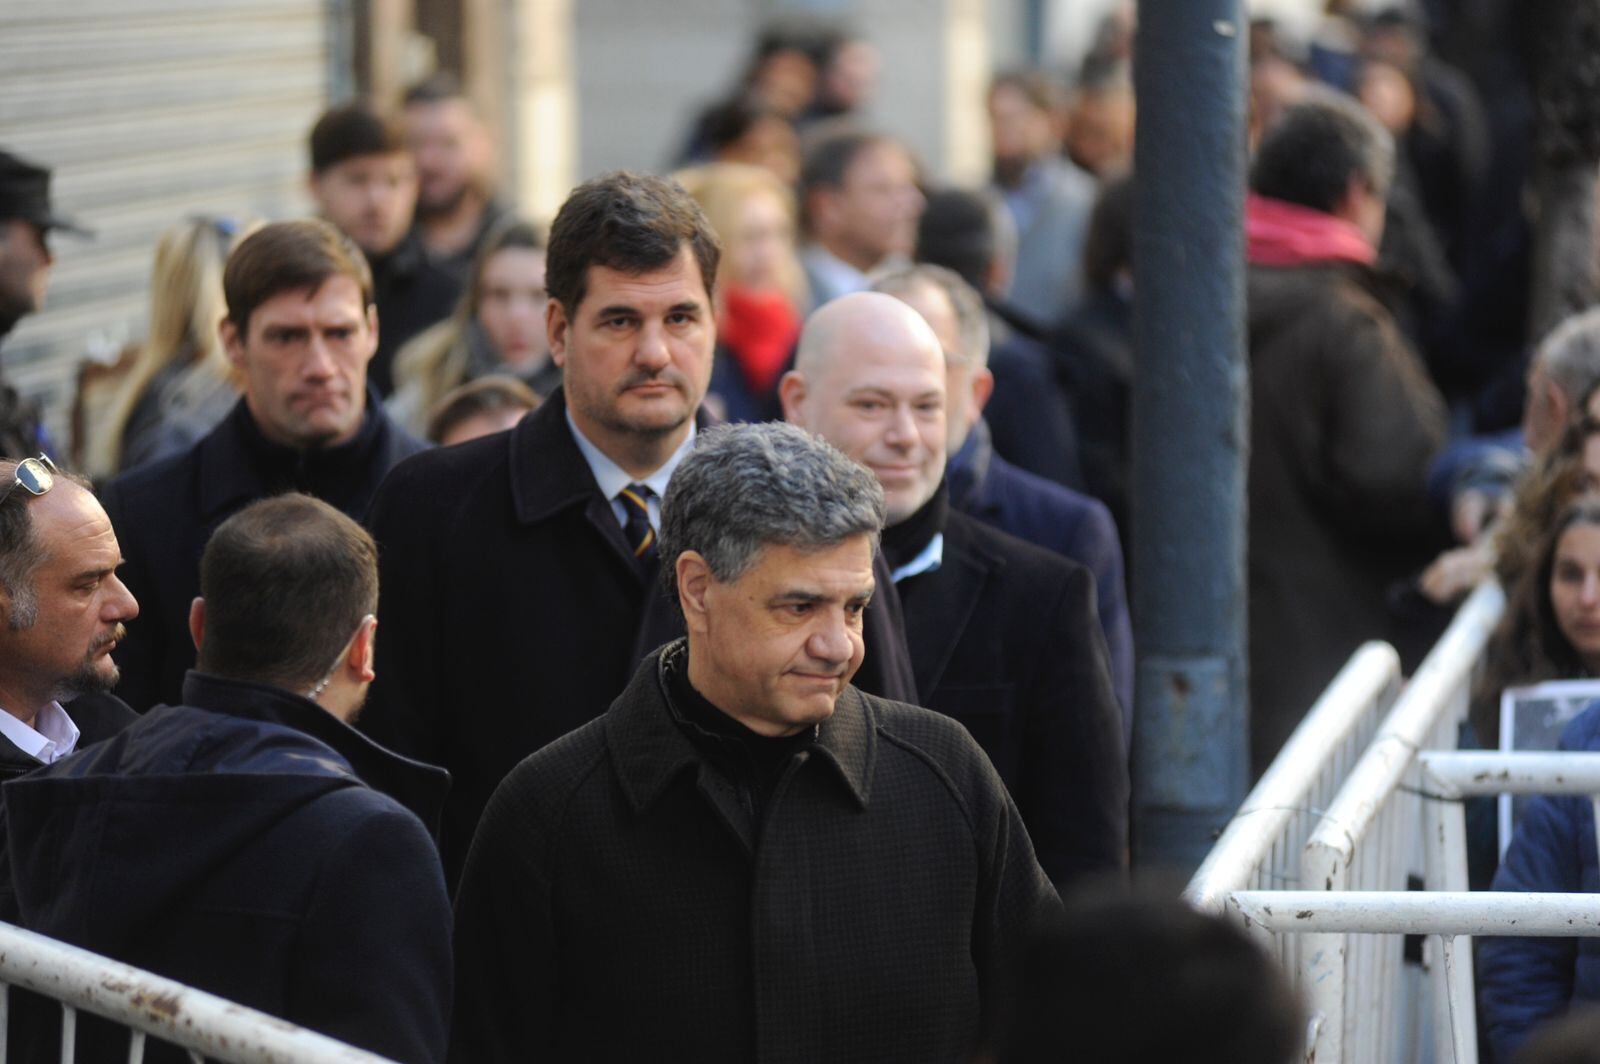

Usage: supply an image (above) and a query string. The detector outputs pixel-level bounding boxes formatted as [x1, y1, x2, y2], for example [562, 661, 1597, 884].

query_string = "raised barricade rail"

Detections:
[0, 919, 393, 1063]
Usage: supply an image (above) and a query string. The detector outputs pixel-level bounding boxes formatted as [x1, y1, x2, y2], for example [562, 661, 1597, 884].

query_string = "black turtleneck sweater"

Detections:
[660, 643, 815, 829]
[880, 479, 950, 607]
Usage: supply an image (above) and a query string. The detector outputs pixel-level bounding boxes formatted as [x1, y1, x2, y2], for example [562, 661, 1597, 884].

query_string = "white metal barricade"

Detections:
[1296, 581, 1505, 1063]
[1185, 642, 1401, 976]
[0, 919, 395, 1063]
[1413, 751, 1600, 1064]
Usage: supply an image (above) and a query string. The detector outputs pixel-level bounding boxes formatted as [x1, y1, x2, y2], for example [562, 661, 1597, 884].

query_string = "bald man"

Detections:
[781, 293, 1128, 886]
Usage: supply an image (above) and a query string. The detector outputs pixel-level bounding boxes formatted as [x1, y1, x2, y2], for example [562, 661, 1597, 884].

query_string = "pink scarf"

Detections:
[1245, 193, 1376, 267]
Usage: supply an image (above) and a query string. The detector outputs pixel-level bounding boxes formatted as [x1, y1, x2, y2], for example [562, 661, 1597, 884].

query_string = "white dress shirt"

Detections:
[565, 408, 696, 532]
[0, 700, 81, 765]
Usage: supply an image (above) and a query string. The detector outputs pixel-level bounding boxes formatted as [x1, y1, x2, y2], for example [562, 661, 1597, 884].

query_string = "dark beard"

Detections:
[416, 182, 471, 220]
[54, 660, 118, 700]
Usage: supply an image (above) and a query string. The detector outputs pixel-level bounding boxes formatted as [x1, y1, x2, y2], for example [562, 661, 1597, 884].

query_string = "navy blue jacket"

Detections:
[950, 420, 1134, 740]
[0, 672, 452, 1063]
[1479, 700, 1600, 1059]
[101, 394, 426, 712]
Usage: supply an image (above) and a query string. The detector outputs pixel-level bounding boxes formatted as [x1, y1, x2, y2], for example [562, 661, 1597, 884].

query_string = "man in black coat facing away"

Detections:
[780, 292, 1128, 886]
[2, 494, 452, 1063]
[452, 422, 1059, 1063]
[0, 457, 138, 778]
[101, 219, 425, 712]
[361, 171, 915, 885]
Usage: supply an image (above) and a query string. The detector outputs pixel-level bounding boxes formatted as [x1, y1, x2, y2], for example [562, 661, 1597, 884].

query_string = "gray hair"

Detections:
[1536, 306, 1600, 404]
[660, 422, 887, 602]
[0, 460, 46, 630]
[872, 263, 992, 368]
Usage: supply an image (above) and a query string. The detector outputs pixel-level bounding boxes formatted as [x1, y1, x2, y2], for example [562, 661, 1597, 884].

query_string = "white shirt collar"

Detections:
[890, 532, 945, 583]
[0, 701, 81, 765]
[565, 407, 697, 505]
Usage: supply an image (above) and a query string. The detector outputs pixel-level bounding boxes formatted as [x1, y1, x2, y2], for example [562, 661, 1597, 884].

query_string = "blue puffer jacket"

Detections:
[1478, 700, 1600, 1060]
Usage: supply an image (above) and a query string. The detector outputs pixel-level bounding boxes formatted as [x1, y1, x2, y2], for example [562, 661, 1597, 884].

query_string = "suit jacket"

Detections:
[950, 420, 1134, 742]
[897, 509, 1128, 887]
[994, 156, 1096, 327]
[0, 692, 138, 782]
[360, 388, 917, 885]
[99, 395, 426, 712]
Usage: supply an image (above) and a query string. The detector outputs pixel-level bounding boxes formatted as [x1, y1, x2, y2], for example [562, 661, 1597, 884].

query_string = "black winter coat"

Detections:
[0, 672, 452, 1063]
[100, 395, 426, 712]
[450, 641, 1060, 1063]
[360, 388, 918, 885]
[898, 509, 1129, 887]
[0, 692, 137, 781]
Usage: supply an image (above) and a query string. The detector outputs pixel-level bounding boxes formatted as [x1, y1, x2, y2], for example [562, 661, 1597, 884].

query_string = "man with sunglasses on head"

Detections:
[0, 494, 451, 1063]
[0, 456, 138, 778]
[100, 219, 425, 713]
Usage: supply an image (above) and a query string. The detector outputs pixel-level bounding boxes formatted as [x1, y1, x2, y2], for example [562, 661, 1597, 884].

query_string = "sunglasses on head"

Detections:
[0, 454, 59, 508]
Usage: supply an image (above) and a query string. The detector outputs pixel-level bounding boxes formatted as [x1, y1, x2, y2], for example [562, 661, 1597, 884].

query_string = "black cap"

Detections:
[0, 150, 90, 237]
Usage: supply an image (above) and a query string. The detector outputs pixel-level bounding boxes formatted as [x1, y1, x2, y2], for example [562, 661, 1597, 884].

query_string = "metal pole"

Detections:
[1129, 0, 1250, 875]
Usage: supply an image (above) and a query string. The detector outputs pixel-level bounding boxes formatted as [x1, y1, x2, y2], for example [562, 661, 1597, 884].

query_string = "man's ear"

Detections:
[362, 303, 380, 366]
[777, 370, 808, 426]
[547, 298, 570, 367]
[969, 365, 995, 420]
[677, 552, 714, 636]
[219, 318, 246, 372]
[345, 615, 378, 684]
[188, 597, 205, 652]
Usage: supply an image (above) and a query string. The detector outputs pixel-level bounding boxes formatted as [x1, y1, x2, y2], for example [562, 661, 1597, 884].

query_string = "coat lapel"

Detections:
[903, 514, 997, 697]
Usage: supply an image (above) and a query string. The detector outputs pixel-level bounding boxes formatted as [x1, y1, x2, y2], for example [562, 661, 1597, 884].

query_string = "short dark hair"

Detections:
[0, 459, 93, 631]
[544, 171, 721, 315]
[403, 71, 466, 108]
[1251, 91, 1394, 214]
[309, 102, 408, 174]
[916, 186, 999, 291]
[990, 68, 1065, 113]
[703, 95, 789, 154]
[1083, 172, 1134, 291]
[196, 494, 378, 691]
[1001, 890, 1302, 1064]
[222, 219, 374, 338]
[798, 124, 885, 198]
[425, 375, 541, 444]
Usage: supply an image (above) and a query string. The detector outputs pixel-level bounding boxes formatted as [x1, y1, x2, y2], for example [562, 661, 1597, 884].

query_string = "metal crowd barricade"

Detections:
[1185, 641, 1402, 977]
[0, 919, 393, 1063]
[1413, 751, 1600, 1064]
[1297, 581, 1505, 1063]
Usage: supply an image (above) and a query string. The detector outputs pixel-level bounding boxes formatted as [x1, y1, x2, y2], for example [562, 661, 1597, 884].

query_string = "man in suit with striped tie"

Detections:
[359, 171, 916, 887]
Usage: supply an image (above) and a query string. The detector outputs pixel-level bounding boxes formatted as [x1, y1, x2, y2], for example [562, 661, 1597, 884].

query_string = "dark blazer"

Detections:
[99, 395, 426, 712]
[1, 672, 452, 1064]
[368, 230, 463, 397]
[0, 692, 138, 782]
[360, 388, 917, 885]
[451, 641, 1060, 1063]
[897, 509, 1129, 887]
[950, 420, 1134, 739]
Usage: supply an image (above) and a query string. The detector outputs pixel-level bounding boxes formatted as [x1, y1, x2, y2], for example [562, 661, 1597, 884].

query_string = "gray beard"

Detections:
[52, 661, 118, 702]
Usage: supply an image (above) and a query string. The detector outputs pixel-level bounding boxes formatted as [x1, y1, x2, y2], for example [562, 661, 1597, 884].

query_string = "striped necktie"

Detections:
[618, 483, 657, 564]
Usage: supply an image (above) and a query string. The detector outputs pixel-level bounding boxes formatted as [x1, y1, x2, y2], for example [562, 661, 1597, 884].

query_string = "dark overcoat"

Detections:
[99, 395, 426, 712]
[450, 641, 1060, 1063]
[0, 672, 452, 1064]
[359, 387, 917, 884]
[900, 509, 1128, 886]
[1247, 262, 1447, 774]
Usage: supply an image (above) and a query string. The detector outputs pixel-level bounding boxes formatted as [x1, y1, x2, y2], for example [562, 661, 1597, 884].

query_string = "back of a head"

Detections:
[1536, 306, 1600, 408]
[1083, 172, 1134, 292]
[1003, 891, 1302, 1064]
[544, 170, 721, 315]
[1250, 90, 1394, 213]
[915, 186, 1000, 292]
[425, 374, 540, 445]
[309, 101, 407, 175]
[197, 494, 378, 692]
[222, 219, 373, 338]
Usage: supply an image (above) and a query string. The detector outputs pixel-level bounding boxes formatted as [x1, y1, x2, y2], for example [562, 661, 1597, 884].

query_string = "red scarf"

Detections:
[717, 286, 801, 396]
[1245, 193, 1376, 267]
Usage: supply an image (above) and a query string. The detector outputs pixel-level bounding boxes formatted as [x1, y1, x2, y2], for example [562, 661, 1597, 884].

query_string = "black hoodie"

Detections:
[0, 672, 452, 1063]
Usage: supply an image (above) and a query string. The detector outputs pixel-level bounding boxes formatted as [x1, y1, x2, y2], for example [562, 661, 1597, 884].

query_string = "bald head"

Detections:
[781, 292, 948, 524]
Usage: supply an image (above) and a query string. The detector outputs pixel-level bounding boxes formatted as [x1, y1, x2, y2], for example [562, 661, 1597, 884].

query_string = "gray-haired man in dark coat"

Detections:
[451, 421, 1059, 1063]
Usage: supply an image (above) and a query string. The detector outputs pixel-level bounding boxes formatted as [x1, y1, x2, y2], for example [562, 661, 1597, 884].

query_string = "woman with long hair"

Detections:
[387, 218, 553, 435]
[675, 162, 807, 422]
[79, 216, 242, 477]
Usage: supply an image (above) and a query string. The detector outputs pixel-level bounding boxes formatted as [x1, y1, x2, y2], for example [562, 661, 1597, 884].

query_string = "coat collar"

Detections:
[193, 389, 412, 523]
[179, 671, 450, 836]
[901, 511, 1002, 697]
[508, 387, 607, 526]
[606, 640, 876, 820]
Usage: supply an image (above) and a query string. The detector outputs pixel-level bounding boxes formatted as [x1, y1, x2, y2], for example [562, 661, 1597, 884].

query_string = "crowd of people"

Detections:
[1, 2, 1599, 1060]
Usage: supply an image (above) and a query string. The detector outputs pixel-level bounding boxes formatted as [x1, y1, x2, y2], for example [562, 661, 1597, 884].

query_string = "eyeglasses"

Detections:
[0, 454, 59, 508]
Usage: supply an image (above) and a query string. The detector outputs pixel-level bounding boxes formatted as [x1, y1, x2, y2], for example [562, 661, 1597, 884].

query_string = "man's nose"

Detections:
[634, 322, 671, 371]
[807, 613, 853, 665]
[303, 334, 338, 378]
[106, 574, 139, 622]
[883, 404, 917, 448]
